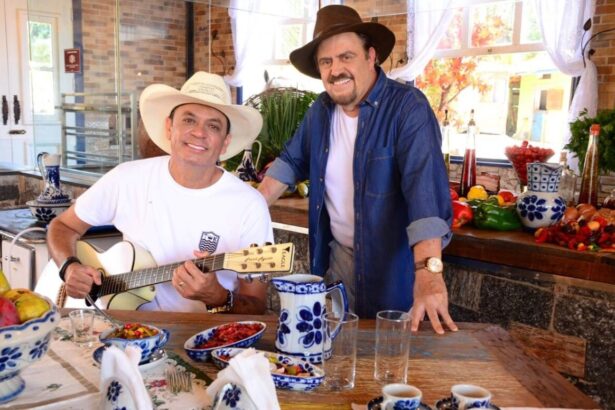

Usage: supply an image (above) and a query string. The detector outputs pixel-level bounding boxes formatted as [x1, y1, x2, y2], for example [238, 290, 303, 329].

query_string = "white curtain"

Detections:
[535, 0, 597, 170]
[224, 0, 276, 90]
[387, 0, 457, 82]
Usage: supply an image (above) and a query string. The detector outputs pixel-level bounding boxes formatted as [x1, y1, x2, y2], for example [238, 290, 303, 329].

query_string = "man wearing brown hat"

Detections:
[258, 5, 457, 333]
[47, 72, 272, 314]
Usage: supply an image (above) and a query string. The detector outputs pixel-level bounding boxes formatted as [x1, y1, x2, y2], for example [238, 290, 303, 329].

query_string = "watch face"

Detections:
[427, 257, 443, 273]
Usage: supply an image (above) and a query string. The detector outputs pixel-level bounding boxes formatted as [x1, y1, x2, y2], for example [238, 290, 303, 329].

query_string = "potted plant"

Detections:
[566, 108, 615, 174]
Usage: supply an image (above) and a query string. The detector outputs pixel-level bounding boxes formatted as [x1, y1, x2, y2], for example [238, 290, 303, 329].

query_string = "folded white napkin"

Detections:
[99, 345, 153, 410]
[207, 348, 281, 410]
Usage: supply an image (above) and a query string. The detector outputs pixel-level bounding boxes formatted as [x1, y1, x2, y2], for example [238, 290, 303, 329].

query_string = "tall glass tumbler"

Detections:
[374, 310, 411, 383]
[322, 311, 359, 390]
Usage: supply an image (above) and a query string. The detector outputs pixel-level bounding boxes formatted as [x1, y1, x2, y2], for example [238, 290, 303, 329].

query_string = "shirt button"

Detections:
[325, 148, 329, 153]
[317, 205, 320, 210]
[319, 177, 323, 182]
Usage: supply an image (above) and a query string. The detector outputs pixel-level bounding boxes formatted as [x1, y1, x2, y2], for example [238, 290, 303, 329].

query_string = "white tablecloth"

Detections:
[0, 316, 210, 410]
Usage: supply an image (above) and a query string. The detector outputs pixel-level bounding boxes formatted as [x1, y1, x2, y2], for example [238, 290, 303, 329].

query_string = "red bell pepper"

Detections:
[452, 200, 473, 229]
[450, 187, 459, 200]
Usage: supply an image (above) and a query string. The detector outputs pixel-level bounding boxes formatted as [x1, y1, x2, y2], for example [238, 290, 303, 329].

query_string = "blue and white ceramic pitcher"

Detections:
[271, 274, 348, 364]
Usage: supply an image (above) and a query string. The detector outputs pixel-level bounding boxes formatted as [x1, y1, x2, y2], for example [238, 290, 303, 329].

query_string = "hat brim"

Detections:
[290, 22, 395, 79]
[139, 84, 263, 161]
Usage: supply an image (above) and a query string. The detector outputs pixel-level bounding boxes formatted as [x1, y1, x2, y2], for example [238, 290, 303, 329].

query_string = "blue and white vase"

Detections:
[516, 162, 566, 229]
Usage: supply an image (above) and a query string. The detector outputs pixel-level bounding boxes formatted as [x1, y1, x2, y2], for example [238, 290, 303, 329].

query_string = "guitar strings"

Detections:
[98, 249, 292, 296]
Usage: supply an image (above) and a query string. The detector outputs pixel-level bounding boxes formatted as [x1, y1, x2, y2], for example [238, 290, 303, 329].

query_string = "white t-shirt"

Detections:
[75, 156, 273, 312]
[324, 105, 357, 249]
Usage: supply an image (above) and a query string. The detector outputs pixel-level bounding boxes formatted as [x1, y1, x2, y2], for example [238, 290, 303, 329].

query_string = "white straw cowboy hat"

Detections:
[139, 71, 262, 161]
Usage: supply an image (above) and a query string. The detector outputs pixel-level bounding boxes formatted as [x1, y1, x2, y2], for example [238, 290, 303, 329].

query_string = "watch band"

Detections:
[58, 256, 81, 282]
[206, 290, 234, 313]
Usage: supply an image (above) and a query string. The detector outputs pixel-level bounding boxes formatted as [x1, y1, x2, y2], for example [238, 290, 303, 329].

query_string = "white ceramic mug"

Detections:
[451, 384, 492, 409]
[382, 383, 422, 410]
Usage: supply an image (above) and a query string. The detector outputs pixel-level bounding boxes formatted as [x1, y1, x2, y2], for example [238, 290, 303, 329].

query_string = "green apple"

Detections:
[14, 293, 50, 323]
[0, 270, 9, 296]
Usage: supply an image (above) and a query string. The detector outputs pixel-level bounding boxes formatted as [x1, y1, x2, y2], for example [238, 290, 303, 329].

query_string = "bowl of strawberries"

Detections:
[505, 141, 555, 188]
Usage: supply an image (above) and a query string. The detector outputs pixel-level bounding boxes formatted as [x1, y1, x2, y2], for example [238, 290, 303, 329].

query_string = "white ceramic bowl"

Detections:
[184, 321, 266, 362]
[0, 295, 60, 404]
[26, 200, 73, 223]
[211, 347, 325, 391]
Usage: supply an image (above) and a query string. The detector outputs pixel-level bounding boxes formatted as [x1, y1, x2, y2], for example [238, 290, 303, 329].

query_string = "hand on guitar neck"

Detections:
[44, 241, 295, 311]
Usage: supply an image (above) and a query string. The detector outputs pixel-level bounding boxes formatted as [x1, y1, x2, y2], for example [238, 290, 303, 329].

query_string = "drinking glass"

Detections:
[69, 309, 94, 346]
[322, 311, 359, 390]
[374, 310, 411, 383]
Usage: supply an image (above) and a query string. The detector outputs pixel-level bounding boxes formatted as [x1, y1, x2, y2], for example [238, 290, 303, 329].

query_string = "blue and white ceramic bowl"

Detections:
[0, 295, 59, 404]
[26, 199, 73, 224]
[212, 347, 325, 391]
[184, 321, 266, 362]
[99, 324, 169, 363]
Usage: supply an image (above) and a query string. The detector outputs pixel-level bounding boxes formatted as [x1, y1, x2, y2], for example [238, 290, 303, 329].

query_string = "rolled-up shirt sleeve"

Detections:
[407, 217, 452, 249]
[265, 157, 298, 187]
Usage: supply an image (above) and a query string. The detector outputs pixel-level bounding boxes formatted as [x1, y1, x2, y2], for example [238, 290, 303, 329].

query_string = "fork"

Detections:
[165, 368, 192, 393]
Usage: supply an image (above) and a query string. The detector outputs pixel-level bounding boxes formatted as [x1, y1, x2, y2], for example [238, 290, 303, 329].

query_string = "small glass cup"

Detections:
[69, 309, 95, 346]
[374, 310, 411, 384]
[322, 311, 359, 390]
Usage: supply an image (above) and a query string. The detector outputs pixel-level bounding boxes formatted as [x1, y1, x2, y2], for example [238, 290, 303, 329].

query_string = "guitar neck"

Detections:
[98, 254, 227, 297]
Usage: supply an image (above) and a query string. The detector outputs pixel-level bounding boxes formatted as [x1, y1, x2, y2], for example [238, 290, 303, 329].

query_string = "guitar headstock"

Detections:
[223, 243, 295, 273]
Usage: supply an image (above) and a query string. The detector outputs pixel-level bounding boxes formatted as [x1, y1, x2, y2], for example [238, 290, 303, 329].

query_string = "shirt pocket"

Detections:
[365, 147, 398, 198]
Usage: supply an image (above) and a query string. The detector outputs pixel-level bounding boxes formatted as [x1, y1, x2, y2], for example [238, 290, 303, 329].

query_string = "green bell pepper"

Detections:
[473, 202, 522, 231]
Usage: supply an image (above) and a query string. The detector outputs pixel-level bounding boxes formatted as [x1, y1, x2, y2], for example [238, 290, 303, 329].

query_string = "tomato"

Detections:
[195, 323, 263, 349]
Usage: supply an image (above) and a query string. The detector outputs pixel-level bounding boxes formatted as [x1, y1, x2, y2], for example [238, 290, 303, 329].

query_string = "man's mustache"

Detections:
[328, 74, 353, 84]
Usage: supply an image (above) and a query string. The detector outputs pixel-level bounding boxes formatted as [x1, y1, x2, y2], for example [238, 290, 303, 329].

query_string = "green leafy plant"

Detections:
[566, 109, 615, 174]
[224, 88, 317, 171]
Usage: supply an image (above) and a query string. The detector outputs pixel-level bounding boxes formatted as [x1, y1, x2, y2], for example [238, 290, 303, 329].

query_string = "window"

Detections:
[416, 0, 571, 161]
[240, 0, 327, 101]
[29, 19, 57, 119]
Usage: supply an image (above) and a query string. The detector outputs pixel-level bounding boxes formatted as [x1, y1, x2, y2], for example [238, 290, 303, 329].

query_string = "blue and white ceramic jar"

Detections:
[516, 162, 566, 229]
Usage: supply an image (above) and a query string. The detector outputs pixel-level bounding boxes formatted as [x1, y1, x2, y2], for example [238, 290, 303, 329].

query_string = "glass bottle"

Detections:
[558, 151, 577, 206]
[578, 124, 600, 206]
[441, 110, 451, 175]
[460, 109, 477, 197]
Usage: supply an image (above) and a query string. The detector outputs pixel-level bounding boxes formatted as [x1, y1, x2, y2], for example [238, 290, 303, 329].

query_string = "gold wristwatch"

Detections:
[414, 257, 443, 274]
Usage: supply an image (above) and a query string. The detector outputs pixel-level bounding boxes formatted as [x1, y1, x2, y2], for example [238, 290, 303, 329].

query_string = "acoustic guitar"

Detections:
[37, 240, 295, 310]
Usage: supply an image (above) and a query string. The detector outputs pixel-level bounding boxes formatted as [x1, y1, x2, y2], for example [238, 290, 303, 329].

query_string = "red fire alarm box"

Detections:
[64, 48, 81, 73]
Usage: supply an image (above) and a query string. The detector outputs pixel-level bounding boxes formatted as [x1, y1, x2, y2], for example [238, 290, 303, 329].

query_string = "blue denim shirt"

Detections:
[267, 68, 452, 318]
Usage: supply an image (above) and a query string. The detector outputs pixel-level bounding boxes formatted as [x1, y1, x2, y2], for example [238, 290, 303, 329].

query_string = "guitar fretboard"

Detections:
[98, 254, 228, 296]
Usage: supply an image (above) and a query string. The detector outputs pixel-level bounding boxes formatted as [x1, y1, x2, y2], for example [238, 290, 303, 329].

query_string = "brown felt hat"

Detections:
[289, 5, 395, 79]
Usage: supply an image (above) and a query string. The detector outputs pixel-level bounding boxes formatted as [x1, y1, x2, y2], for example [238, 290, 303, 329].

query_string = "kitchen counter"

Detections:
[0, 207, 120, 244]
[270, 198, 615, 284]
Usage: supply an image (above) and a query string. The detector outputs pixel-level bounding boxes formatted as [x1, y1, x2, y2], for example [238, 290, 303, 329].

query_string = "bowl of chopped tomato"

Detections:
[99, 322, 169, 363]
[211, 347, 325, 391]
[184, 321, 266, 362]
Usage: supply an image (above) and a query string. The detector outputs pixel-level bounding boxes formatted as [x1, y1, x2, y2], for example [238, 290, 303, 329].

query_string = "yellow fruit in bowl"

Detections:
[0, 270, 10, 295]
[3, 288, 32, 302]
[14, 293, 50, 323]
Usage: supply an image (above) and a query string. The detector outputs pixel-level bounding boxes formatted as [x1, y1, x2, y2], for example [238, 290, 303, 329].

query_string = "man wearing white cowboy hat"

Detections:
[259, 5, 457, 333]
[47, 71, 273, 314]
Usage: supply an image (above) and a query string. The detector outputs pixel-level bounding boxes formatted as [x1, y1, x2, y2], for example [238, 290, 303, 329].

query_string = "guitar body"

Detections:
[79, 241, 159, 310]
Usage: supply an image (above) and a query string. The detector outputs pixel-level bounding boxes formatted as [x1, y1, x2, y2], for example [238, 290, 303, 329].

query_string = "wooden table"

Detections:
[85, 310, 598, 409]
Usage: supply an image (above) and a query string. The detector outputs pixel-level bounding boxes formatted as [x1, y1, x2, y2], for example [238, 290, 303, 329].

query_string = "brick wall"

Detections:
[594, 0, 615, 109]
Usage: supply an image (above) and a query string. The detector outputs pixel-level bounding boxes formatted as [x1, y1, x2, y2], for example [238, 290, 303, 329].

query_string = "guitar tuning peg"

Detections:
[249, 243, 258, 248]
[264, 241, 272, 246]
